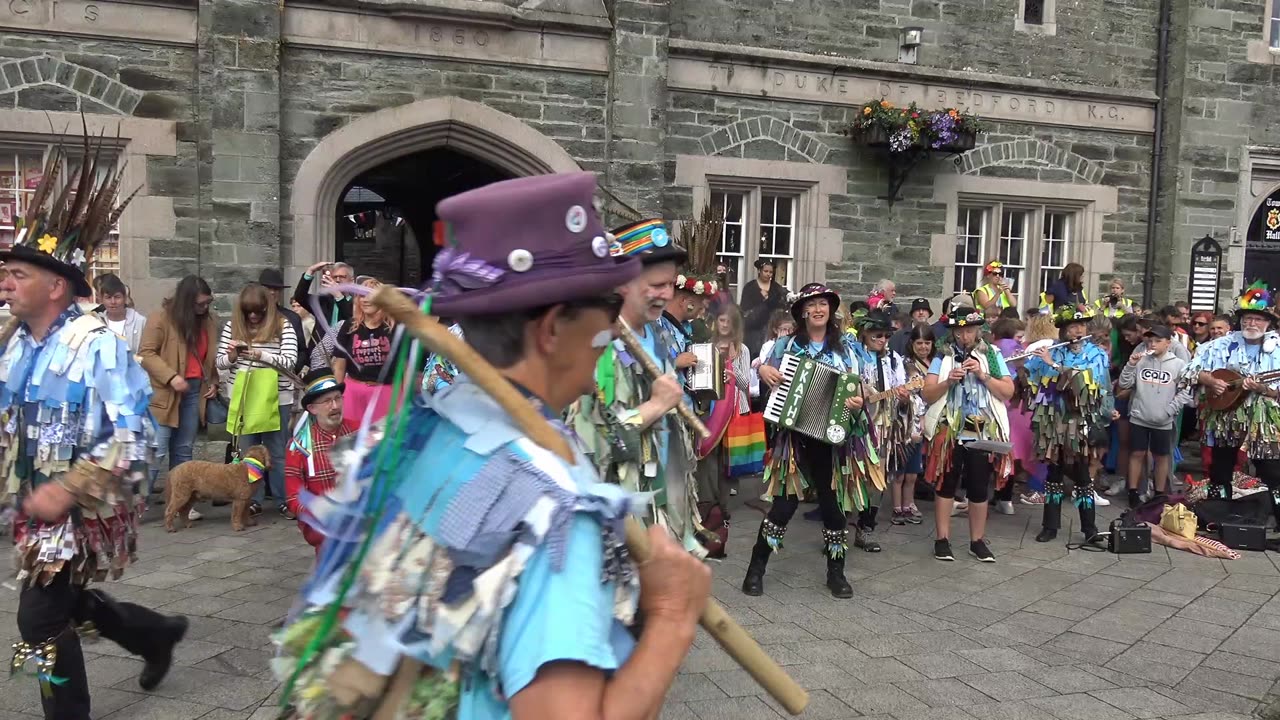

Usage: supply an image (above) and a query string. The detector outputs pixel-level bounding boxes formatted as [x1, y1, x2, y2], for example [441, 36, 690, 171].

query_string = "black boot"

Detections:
[826, 555, 853, 599]
[139, 615, 188, 691]
[741, 522, 780, 596]
[1078, 502, 1100, 544]
[1036, 498, 1061, 542]
[78, 589, 188, 692]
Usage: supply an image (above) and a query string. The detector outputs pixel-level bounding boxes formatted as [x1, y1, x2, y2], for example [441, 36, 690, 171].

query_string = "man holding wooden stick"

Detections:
[274, 173, 713, 719]
[569, 217, 711, 557]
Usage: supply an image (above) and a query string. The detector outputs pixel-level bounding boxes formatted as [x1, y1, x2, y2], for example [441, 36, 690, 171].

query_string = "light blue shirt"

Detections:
[636, 325, 671, 468]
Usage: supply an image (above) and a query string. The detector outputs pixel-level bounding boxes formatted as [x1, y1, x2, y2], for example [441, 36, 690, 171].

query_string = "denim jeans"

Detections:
[242, 404, 291, 505]
[148, 380, 203, 495]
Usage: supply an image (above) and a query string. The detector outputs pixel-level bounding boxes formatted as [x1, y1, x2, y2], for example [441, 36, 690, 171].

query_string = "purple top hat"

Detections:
[427, 173, 641, 317]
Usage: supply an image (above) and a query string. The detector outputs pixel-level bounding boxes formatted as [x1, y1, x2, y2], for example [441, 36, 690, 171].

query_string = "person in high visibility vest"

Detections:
[974, 260, 1017, 317]
[1095, 277, 1137, 318]
[1040, 262, 1090, 315]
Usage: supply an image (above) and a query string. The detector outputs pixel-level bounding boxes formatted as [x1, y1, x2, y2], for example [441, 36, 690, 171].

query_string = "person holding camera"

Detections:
[293, 260, 356, 347]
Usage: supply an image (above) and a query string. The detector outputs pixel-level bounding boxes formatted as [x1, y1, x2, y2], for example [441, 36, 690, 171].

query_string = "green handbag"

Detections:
[227, 367, 281, 436]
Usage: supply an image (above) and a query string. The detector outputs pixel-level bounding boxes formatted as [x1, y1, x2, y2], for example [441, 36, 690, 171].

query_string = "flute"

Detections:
[1005, 340, 1073, 363]
[616, 319, 711, 439]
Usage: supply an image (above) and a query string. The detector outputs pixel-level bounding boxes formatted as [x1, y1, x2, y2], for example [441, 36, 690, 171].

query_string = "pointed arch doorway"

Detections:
[289, 96, 581, 286]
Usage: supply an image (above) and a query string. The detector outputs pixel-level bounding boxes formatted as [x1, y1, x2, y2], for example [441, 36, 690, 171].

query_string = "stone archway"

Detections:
[288, 96, 581, 276]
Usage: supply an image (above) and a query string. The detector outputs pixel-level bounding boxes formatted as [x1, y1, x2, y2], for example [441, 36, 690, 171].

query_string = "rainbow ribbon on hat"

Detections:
[611, 219, 670, 257]
[240, 457, 266, 484]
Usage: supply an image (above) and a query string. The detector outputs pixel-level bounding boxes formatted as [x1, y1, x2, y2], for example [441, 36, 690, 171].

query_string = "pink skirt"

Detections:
[344, 379, 391, 425]
[1008, 402, 1036, 466]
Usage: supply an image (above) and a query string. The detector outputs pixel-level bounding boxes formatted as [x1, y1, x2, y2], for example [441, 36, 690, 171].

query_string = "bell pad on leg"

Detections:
[761, 519, 787, 552]
[822, 528, 849, 559]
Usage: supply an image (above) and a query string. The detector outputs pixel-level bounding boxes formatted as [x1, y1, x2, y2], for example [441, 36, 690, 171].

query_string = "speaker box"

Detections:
[1109, 520, 1152, 554]
[1220, 522, 1267, 551]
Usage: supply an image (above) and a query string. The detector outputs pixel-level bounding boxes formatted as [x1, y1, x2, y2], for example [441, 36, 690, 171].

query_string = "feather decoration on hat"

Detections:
[1238, 279, 1273, 313]
[10, 114, 137, 281]
[675, 203, 722, 295]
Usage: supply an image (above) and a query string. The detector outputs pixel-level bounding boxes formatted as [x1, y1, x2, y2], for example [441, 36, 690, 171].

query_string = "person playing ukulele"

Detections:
[1185, 282, 1280, 541]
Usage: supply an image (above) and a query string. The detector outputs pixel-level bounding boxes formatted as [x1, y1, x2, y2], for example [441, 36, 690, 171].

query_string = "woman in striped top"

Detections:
[217, 283, 298, 518]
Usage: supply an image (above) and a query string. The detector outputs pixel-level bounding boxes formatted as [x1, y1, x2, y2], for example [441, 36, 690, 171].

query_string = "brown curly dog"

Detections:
[164, 445, 270, 533]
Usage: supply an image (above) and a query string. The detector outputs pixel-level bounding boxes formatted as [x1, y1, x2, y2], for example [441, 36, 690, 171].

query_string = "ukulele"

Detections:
[865, 376, 926, 404]
[1204, 368, 1280, 411]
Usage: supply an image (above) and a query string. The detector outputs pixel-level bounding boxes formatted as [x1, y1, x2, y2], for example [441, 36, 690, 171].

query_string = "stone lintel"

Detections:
[282, 3, 609, 73]
[0, 0, 197, 46]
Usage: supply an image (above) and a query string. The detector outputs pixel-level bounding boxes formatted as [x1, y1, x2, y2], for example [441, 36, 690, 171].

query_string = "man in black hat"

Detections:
[890, 298, 933, 357]
[0, 138, 187, 718]
[260, 268, 308, 374]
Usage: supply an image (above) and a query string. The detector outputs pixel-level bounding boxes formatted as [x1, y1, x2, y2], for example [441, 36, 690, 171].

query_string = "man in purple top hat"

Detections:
[275, 172, 712, 720]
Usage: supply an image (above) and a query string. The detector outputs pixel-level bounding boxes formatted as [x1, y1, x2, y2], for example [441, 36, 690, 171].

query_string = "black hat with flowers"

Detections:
[0, 122, 137, 298]
[946, 306, 985, 328]
[854, 308, 895, 334]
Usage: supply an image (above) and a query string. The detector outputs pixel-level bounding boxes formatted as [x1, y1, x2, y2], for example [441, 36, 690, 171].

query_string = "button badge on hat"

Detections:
[508, 249, 534, 273]
[566, 205, 587, 234]
[591, 235, 610, 258]
[651, 226, 669, 247]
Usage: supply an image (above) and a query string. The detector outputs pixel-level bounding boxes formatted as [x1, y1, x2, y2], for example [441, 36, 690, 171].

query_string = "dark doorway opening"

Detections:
[335, 147, 514, 287]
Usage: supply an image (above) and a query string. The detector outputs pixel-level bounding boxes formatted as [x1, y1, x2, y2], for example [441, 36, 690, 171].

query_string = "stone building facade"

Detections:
[1, 0, 1278, 313]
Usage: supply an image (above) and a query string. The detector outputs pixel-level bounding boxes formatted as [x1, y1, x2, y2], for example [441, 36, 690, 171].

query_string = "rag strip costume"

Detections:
[850, 309, 919, 550]
[922, 309, 1014, 504]
[1021, 308, 1113, 541]
[743, 283, 880, 599]
[273, 171, 649, 719]
[421, 322, 464, 397]
[0, 130, 185, 719]
[569, 217, 708, 558]
[1182, 282, 1280, 528]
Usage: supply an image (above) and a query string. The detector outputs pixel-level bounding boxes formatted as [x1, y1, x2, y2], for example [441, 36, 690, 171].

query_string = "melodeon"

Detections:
[688, 343, 724, 403]
[763, 353, 861, 444]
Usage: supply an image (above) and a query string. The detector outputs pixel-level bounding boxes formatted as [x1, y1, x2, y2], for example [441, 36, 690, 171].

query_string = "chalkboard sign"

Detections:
[1188, 235, 1222, 312]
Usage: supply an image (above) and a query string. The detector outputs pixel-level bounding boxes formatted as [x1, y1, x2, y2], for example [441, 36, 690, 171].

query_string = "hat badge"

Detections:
[650, 226, 669, 247]
[591, 235, 610, 259]
[507, 249, 534, 273]
[565, 205, 588, 234]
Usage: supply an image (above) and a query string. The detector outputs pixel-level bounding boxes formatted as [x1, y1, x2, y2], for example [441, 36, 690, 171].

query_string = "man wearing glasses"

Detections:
[974, 260, 1017, 317]
[294, 260, 356, 346]
[284, 366, 357, 555]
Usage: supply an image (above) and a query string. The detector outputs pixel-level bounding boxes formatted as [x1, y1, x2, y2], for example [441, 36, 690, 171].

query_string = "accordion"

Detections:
[688, 343, 724, 404]
[763, 354, 861, 444]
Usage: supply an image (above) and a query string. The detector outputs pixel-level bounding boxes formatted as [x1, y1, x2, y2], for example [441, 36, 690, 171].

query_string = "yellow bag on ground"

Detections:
[1160, 503, 1198, 540]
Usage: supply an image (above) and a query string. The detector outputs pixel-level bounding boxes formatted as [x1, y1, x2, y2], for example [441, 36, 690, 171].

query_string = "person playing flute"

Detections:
[274, 173, 712, 719]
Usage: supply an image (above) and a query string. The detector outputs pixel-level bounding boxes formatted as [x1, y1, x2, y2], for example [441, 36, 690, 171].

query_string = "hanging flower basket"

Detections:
[846, 99, 982, 154]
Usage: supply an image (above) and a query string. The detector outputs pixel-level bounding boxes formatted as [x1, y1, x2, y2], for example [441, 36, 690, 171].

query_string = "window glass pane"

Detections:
[759, 195, 796, 289]
[1024, 0, 1044, 24]
[1040, 211, 1071, 294]
[1273, 17, 1280, 48]
[954, 207, 987, 294]
[712, 190, 747, 296]
[998, 210, 1029, 294]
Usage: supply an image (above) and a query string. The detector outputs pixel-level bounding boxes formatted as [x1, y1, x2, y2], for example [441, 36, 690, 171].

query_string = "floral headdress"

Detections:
[0, 117, 138, 297]
[1052, 304, 1096, 328]
[983, 260, 1005, 275]
[674, 202, 721, 296]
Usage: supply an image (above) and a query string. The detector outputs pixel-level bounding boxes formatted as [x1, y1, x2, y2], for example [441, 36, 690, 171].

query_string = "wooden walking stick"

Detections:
[616, 317, 711, 439]
[370, 287, 809, 716]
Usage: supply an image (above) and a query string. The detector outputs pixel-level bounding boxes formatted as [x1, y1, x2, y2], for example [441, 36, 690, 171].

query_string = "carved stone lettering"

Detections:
[0, 0, 193, 43]
[669, 59, 1155, 133]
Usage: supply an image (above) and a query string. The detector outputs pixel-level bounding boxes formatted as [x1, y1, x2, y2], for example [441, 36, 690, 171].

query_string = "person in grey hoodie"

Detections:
[1119, 324, 1191, 508]
[95, 273, 147, 354]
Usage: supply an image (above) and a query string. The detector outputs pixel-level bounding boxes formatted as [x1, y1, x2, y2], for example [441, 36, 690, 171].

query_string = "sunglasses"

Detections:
[1192, 321, 1207, 326]
[242, 305, 266, 316]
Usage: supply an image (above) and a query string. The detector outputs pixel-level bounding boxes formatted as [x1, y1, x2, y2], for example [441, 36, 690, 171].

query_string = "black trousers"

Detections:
[767, 436, 847, 532]
[937, 446, 993, 503]
[1210, 445, 1280, 526]
[17, 570, 169, 720]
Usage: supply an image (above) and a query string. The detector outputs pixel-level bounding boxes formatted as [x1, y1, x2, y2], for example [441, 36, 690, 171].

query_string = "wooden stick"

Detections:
[615, 318, 711, 439]
[371, 287, 809, 716]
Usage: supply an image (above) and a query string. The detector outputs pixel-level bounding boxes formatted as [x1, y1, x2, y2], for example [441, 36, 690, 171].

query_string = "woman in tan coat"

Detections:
[138, 275, 220, 502]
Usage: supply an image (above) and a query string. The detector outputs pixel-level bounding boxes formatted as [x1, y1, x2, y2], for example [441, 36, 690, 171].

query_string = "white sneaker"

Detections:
[1103, 478, 1126, 496]
[950, 500, 969, 516]
[729, 487, 738, 496]
[996, 500, 1015, 515]
[1093, 492, 1110, 507]
[187, 508, 203, 521]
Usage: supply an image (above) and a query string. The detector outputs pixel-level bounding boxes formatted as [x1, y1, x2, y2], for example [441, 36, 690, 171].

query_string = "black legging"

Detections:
[766, 435, 847, 532]
[1210, 445, 1280, 525]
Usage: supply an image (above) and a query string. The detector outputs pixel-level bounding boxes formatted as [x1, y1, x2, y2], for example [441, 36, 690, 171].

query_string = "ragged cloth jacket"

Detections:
[274, 380, 642, 720]
[1182, 331, 1280, 458]
[0, 305, 152, 588]
[567, 321, 707, 558]
[1021, 340, 1114, 463]
[851, 341, 922, 470]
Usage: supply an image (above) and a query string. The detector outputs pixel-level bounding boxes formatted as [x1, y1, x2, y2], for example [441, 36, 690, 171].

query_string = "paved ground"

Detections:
[0, 488, 1276, 720]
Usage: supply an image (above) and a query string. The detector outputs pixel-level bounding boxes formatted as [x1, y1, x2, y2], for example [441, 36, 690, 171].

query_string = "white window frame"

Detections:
[710, 187, 800, 296]
[0, 142, 122, 280]
[949, 202, 1077, 312]
[1015, 0, 1057, 35]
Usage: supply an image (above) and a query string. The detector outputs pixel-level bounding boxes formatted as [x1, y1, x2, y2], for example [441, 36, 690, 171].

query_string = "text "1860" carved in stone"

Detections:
[416, 23, 490, 48]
